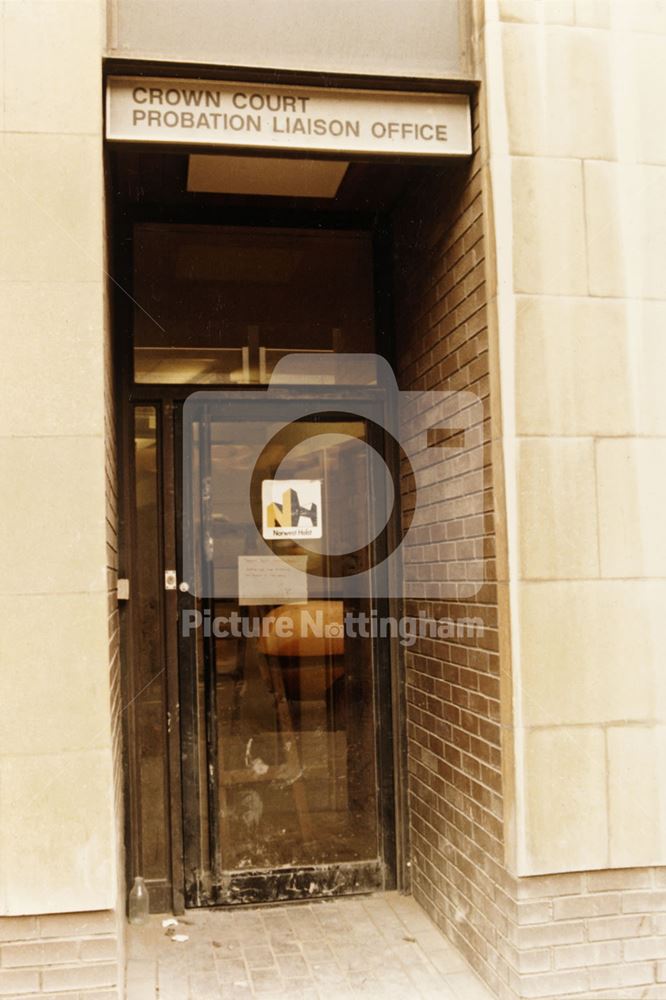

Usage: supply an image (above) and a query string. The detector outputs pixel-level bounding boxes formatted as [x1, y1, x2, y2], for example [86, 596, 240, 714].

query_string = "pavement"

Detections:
[126, 891, 495, 999]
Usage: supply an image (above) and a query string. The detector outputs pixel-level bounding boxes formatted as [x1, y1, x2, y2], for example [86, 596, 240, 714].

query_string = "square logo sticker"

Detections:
[262, 479, 322, 540]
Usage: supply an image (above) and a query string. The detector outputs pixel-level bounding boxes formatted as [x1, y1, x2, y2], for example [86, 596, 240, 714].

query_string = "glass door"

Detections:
[123, 222, 400, 910]
[177, 402, 396, 906]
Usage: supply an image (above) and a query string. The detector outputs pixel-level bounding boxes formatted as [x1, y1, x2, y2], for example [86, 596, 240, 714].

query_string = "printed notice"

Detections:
[238, 555, 308, 606]
[261, 480, 322, 541]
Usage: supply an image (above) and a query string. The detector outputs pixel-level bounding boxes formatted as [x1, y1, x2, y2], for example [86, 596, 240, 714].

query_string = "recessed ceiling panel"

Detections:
[187, 154, 348, 198]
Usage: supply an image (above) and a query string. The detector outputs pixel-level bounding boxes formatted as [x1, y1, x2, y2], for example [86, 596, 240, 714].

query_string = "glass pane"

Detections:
[135, 346, 249, 385]
[133, 225, 375, 384]
[194, 418, 379, 873]
[183, 419, 212, 876]
[132, 406, 170, 880]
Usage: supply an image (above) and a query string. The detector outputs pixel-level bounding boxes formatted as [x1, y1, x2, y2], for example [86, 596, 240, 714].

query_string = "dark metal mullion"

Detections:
[198, 406, 222, 891]
[381, 424, 410, 893]
[366, 417, 398, 890]
[130, 385, 389, 405]
[124, 405, 144, 888]
[373, 216, 410, 891]
[161, 400, 186, 914]
[150, 401, 177, 908]
[176, 410, 206, 905]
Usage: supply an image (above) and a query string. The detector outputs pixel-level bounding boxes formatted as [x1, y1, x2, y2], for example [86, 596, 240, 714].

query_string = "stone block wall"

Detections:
[484, 0, 666, 880]
[0, 0, 121, 992]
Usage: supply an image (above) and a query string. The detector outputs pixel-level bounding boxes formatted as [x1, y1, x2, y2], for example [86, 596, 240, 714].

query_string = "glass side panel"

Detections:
[133, 225, 375, 384]
[132, 406, 170, 880]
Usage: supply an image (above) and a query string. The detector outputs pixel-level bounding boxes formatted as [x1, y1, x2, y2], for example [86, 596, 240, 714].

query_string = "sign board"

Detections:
[238, 555, 308, 605]
[105, 76, 472, 157]
[262, 480, 322, 540]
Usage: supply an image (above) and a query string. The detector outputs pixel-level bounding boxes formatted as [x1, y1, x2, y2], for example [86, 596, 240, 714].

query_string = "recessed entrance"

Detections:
[110, 139, 465, 914]
[114, 189, 407, 910]
[132, 390, 394, 908]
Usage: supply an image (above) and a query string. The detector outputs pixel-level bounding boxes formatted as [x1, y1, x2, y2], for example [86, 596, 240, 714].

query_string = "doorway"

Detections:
[121, 221, 402, 909]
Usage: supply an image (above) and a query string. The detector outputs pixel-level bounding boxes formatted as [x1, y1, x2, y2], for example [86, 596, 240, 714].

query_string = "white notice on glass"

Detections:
[238, 555, 308, 606]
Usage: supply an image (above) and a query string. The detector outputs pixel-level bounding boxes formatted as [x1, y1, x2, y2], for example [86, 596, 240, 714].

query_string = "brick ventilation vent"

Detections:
[0, 911, 117, 997]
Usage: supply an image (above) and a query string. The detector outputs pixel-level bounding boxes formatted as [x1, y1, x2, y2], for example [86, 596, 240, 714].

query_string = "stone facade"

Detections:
[0, 0, 121, 991]
[2, 1, 666, 997]
[481, 0, 666, 880]
[390, 2, 666, 996]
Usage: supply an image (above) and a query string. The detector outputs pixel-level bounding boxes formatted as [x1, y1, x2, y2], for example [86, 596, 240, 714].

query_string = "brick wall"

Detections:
[0, 912, 118, 998]
[496, 868, 666, 1000]
[392, 88, 666, 1000]
[393, 97, 506, 994]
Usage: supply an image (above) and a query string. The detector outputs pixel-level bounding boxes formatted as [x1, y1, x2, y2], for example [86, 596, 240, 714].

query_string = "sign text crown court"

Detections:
[106, 76, 472, 157]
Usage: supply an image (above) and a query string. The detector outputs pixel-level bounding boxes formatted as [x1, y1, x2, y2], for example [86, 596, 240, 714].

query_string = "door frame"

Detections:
[175, 397, 398, 907]
[113, 210, 410, 914]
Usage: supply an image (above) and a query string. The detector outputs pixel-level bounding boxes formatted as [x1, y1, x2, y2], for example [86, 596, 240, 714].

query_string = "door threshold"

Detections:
[188, 859, 388, 908]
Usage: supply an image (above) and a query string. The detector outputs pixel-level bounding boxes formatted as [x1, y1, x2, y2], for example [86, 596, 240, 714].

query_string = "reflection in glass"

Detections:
[188, 419, 380, 874]
[132, 406, 170, 880]
[133, 225, 375, 385]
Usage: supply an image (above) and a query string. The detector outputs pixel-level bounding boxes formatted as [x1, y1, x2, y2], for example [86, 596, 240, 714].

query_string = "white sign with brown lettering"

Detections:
[105, 76, 472, 157]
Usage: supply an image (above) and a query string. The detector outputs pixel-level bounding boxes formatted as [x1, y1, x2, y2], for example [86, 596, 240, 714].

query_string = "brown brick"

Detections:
[587, 869, 654, 892]
[519, 968, 590, 998]
[0, 916, 39, 943]
[624, 936, 666, 962]
[588, 914, 652, 941]
[41, 962, 117, 992]
[80, 936, 118, 962]
[516, 874, 586, 900]
[513, 919, 585, 949]
[1, 937, 82, 967]
[553, 893, 621, 921]
[515, 898, 552, 925]
[584, 989, 662, 1000]
[516, 948, 552, 974]
[623, 892, 666, 914]
[645, 986, 666, 1000]
[38, 911, 116, 939]
[589, 961, 655, 990]
[0, 968, 40, 995]
[554, 940, 622, 969]
[21, 993, 82, 1000]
